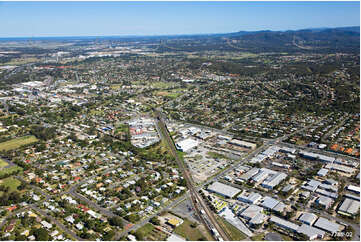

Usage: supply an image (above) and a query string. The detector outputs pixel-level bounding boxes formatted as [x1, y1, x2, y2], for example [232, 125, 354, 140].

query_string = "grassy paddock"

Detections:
[0, 177, 21, 192]
[174, 218, 206, 241]
[0, 135, 38, 151]
[0, 165, 23, 177]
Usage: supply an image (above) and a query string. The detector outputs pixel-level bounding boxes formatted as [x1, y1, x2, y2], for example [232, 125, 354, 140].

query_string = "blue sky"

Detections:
[0, 1, 359, 37]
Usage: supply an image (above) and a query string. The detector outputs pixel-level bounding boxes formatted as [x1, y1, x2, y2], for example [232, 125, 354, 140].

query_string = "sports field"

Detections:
[0, 135, 38, 151]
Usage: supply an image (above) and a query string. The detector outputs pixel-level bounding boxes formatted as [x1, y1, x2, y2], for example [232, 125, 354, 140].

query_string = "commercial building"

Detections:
[299, 151, 335, 163]
[325, 163, 355, 174]
[279, 147, 297, 154]
[337, 198, 360, 217]
[261, 196, 286, 213]
[237, 192, 262, 204]
[207, 182, 241, 199]
[315, 196, 333, 209]
[347, 185, 360, 194]
[240, 205, 266, 225]
[297, 224, 325, 240]
[229, 139, 257, 149]
[240, 205, 263, 222]
[317, 168, 329, 177]
[315, 188, 338, 199]
[298, 212, 318, 226]
[313, 217, 342, 234]
[175, 138, 199, 152]
[240, 168, 259, 181]
[261, 172, 287, 189]
[269, 216, 299, 232]
[344, 193, 360, 201]
[301, 179, 321, 192]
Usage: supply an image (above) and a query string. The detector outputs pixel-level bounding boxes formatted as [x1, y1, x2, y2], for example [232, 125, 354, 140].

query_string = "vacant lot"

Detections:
[174, 218, 207, 241]
[0, 135, 38, 151]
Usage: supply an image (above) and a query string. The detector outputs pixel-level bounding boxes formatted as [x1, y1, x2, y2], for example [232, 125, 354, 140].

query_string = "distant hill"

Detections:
[0, 26, 359, 54]
[154, 26, 360, 53]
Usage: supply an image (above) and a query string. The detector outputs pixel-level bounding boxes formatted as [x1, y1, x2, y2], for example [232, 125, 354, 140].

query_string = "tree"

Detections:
[150, 217, 160, 225]
[32, 228, 49, 241]
[109, 216, 123, 227]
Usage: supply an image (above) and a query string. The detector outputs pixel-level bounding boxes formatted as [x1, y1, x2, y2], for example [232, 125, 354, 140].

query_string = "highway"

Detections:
[155, 109, 231, 241]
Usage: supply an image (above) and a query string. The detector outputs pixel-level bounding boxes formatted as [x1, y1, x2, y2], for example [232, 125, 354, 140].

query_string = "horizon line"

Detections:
[0, 25, 359, 39]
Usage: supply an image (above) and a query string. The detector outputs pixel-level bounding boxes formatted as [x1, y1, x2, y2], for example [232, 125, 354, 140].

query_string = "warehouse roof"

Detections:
[261, 196, 279, 210]
[325, 163, 355, 174]
[298, 212, 318, 225]
[279, 146, 296, 154]
[238, 192, 262, 204]
[229, 139, 257, 148]
[344, 193, 360, 201]
[240, 168, 259, 181]
[207, 182, 241, 198]
[338, 198, 360, 215]
[269, 216, 299, 232]
[262, 172, 287, 189]
[313, 217, 342, 233]
[347, 185, 360, 194]
[316, 195, 333, 207]
[317, 168, 329, 177]
[176, 138, 199, 152]
[297, 224, 325, 239]
[240, 205, 263, 220]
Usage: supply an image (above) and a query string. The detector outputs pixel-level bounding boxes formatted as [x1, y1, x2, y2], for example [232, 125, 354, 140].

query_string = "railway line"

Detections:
[154, 110, 231, 241]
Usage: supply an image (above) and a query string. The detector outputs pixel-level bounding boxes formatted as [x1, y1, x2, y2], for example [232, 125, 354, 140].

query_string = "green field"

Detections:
[0, 135, 38, 151]
[174, 218, 207, 241]
[0, 177, 21, 192]
[0, 159, 8, 168]
[0, 165, 23, 177]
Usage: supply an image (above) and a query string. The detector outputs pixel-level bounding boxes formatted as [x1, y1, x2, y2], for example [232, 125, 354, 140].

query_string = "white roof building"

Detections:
[298, 212, 318, 226]
[338, 198, 360, 216]
[207, 182, 241, 198]
[313, 217, 342, 234]
[176, 138, 199, 152]
[297, 224, 325, 240]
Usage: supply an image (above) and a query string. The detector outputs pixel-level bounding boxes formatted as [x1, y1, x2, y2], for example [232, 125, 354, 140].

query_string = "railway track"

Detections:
[154, 110, 231, 241]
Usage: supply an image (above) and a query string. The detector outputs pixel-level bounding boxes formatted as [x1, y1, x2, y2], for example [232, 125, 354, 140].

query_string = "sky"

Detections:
[0, 1, 359, 37]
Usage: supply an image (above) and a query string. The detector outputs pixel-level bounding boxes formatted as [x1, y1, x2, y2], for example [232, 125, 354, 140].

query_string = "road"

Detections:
[118, 192, 190, 238]
[155, 109, 231, 241]
[15, 176, 52, 200]
[29, 204, 84, 241]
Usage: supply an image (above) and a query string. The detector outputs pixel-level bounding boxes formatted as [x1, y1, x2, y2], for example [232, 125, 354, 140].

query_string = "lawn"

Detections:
[0, 159, 8, 168]
[217, 216, 247, 241]
[174, 218, 207, 241]
[155, 91, 182, 99]
[251, 233, 265, 241]
[0, 165, 23, 177]
[0, 177, 21, 192]
[0, 135, 38, 151]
